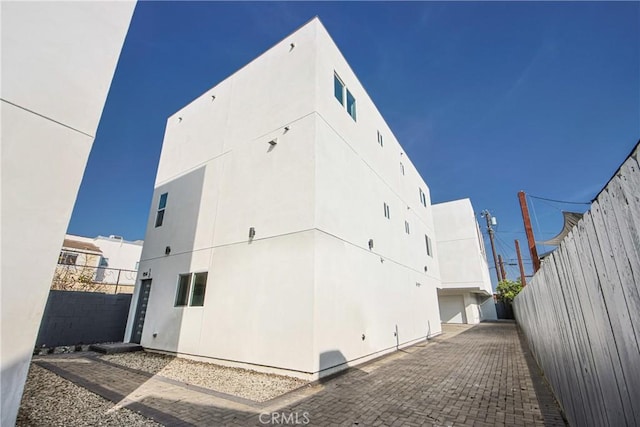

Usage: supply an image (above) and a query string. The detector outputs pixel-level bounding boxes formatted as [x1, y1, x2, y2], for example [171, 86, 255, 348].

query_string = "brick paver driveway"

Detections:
[33, 322, 566, 426]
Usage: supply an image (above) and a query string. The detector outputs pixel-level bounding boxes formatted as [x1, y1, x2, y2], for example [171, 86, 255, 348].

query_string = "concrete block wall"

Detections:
[36, 291, 132, 348]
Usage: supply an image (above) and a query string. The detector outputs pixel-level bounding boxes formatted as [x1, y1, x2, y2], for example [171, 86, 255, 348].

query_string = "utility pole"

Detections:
[498, 254, 507, 281]
[515, 239, 527, 287]
[481, 210, 502, 283]
[518, 191, 541, 273]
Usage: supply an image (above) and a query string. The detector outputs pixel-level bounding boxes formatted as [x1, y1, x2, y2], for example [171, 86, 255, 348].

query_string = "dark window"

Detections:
[58, 251, 78, 265]
[190, 272, 208, 307]
[175, 273, 191, 306]
[159, 193, 168, 210]
[155, 210, 165, 227]
[346, 89, 356, 120]
[405, 221, 410, 234]
[155, 192, 168, 227]
[384, 202, 390, 219]
[425, 235, 433, 256]
[419, 188, 427, 207]
[334, 74, 344, 105]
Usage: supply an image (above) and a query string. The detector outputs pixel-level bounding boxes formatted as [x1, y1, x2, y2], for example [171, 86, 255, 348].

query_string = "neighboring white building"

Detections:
[432, 199, 497, 324]
[0, 2, 135, 425]
[55, 234, 143, 287]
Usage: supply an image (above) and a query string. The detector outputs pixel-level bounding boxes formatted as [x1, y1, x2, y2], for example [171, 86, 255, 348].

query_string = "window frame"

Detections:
[175, 271, 208, 307]
[419, 188, 427, 207]
[58, 251, 78, 265]
[405, 221, 410, 234]
[175, 273, 192, 307]
[155, 192, 168, 228]
[384, 202, 390, 219]
[425, 234, 433, 257]
[377, 131, 384, 147]
[346, 89, 356, 121]
[334, 73, 345, 105]
[400, 162, 405, 175]
[189, 272, 208, 307]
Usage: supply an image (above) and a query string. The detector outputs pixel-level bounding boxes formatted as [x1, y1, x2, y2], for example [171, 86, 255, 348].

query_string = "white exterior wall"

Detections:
[94, 237, 143, 272]
[0, 3, 135, 425]
[312, 25, 441, 373]
[432, 199, 492, 294]
[126, 18, 442, 379]
[432, 199, 497, 324]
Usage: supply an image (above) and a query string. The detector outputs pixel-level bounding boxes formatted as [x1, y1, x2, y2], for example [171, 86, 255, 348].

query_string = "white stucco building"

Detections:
[432, 199, 497, 324]
[126, 17, 492, 380]
[56, 234, 143, 287]
[1, 2, 135, 425]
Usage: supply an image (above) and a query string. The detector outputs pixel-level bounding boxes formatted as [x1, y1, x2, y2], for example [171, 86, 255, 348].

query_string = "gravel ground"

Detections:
[16, 364, 160, 427]
[102, 351, 308, 402]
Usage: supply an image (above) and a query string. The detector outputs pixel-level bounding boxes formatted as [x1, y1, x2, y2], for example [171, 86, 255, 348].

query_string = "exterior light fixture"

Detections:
[284, 126, 290, 132]
[380, 257, 384, 263]
[268, 138, 278, 146]
[165, 246, 171, 255]
[249, 227, 256, 239]
[211, 95, 216, 101]
[290, 42, 295, 51]
[178, 117, 182, 123]
[368, 239, 374, 250]
[424, 265, 428, 272]
[361, 334, 366, 341]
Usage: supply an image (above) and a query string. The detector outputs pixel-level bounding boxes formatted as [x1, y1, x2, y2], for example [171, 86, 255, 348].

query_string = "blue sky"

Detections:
[69, 1, 639, 285]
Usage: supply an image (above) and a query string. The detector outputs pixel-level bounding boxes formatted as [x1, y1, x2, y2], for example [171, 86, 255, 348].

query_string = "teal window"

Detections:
[334, 74, 344, 105]
[158, 193, 168, 209]
[155, 192, 168, 227]
[346, 89, 356, 121]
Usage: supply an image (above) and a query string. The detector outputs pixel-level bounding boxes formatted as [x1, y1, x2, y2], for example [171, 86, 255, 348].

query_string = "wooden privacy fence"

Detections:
[514, 143, 640, 427]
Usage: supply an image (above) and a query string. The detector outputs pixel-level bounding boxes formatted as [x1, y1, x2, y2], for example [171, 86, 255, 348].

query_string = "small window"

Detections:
[425, 234, 433, 257]
[377, 131, 383, 147]
[334, 74, 344, 105]
[405, 221, 410, 234]
[384, 202, 390, 219]
[346, 89, 356, 121]
[58, 251, 78, 265]
[400, 162, 405, 175]
[190, 272, 208, 306]
[155, 192, 168, 227]
[158, 193, 168, 210]
[175, 273, 192, 306]
[419, 188, 427, 207]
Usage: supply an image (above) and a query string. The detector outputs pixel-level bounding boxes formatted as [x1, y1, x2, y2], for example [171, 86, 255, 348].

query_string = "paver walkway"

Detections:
[33, 322, 566, 426]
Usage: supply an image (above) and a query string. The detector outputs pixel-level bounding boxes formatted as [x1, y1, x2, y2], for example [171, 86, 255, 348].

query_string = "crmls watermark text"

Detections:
[258, 411, 310, 425]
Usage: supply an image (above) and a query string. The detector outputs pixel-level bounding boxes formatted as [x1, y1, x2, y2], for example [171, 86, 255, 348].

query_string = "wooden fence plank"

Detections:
[514, 145, 640, 426]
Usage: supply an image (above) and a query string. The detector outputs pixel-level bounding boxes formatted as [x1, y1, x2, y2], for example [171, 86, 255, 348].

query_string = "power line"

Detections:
[528, 194, 590, 205]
